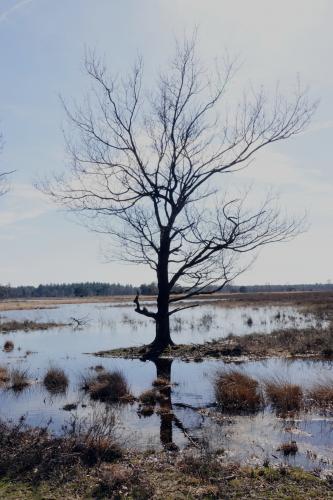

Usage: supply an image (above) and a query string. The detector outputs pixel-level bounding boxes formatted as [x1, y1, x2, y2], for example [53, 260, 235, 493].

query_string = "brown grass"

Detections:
[277, 441, 298, 456]
[3, 340, 14, 352]
[0, 320, 65, 333]
[215, 370, 262, 412]
[307, 379, 333, 407]
[265, 379, 303, 413]
[137, 405, 155, 417]
[139, 389, 157, 405]
[152, 377, 170, 387]
[10, 368, 29, 391]
[0, 365, 9, 385]
[0, 414, 121, 483]
[43, 367, 69, 394]
[83, 370, 131, 402]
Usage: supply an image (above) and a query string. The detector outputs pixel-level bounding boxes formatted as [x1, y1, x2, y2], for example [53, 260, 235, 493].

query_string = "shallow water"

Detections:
[0, 300, 332, 472]
[0, 300, 327, 352]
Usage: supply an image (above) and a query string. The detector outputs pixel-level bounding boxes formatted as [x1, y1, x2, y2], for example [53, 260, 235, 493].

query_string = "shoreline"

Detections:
[94, 323, 333, 362]
[1, 289, 332, 311]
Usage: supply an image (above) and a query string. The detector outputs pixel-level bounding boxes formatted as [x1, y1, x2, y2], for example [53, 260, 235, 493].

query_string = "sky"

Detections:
[0, 0, 332, 287]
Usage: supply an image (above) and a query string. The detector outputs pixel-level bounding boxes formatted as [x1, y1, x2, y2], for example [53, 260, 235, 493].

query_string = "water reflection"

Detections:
[1, 301, 327, 352]
[0, 299, 332, 472]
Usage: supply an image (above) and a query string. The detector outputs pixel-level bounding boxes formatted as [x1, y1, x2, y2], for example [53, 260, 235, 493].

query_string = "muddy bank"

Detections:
[0, 419, 332, 499]
[0, 319, 66, 333]
[2, 290, 333, 312]
[95, 323, 333, 361]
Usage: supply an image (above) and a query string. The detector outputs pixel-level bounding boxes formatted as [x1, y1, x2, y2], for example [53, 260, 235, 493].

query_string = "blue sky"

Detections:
[0, 0, 332, 286]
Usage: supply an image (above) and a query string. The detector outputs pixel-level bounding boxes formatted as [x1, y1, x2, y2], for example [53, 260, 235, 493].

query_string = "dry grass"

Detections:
[277, 441, 298, 456]
[43, 367, 69, 394]
[265, 379, 303, 414]
[82, 370, 132, 402]
[137, 405, 155, 417]
[307, 379, 333, 407]
[10, 369, 29, 391]
[0, 414, 121, 484]
[215, 370, 262, 412]
[3, 340, 14, 352]
[152, 377, 170, 387]
[139, 389, 157, 405]
[0, 320, 64, 333]
[0, 365, 9, 385]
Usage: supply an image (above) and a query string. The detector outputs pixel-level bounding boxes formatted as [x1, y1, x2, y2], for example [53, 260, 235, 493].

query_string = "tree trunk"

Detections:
[150, 228, 174, 350]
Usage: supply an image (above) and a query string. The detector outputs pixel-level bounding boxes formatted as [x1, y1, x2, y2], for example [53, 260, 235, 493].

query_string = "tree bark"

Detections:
[150, 228, 174, 350]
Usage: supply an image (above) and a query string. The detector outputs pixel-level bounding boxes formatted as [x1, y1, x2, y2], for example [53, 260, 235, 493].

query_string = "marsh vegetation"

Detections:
[0, 291, 332, 496]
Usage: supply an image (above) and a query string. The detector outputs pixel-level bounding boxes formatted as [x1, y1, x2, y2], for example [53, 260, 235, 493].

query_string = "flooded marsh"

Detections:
[0, 297, 332, 476]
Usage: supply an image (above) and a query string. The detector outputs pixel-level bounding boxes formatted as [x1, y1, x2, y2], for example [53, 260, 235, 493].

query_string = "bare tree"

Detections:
[41, 38, 316, 353]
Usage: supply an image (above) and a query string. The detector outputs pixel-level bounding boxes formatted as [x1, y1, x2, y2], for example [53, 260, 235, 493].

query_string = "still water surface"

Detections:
[0, 300, 332, 472]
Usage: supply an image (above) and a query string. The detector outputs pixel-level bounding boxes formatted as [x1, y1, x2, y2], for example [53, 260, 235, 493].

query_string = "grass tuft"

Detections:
[10, 369, 29, 391]
[265, 379, 302, 414]
[277, 441, 298, 456]
[307, 379, 333, 407]
[0, 365, 9, 386]
[83, 370, 131, 402]
[3, 340, 14, 352]
[214, 370, 262, 412]
[43, 367, 69, 394]
[152, 377, 170, 387]
[139, 389, 157, 405]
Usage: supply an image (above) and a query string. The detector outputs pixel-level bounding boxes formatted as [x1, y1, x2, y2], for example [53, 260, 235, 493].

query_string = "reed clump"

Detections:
[3, 340, 14, 352]
[152, 377, 170, 387]
[10, 368, 29, 391]
[0, 365, 9, 385]
[277, 441, 298, 456]
[215, 370, 262, 412]
[265, 379, 303, 413]
[307, 379, 333, 407]
[83, 370, 131, 402]
[43, 367, 69, 394]
[139, 389, 157, 405]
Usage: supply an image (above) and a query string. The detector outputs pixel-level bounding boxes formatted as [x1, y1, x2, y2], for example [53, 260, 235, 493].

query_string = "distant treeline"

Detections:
[0, 281, 332, 300]
[0, 282, 158, 299]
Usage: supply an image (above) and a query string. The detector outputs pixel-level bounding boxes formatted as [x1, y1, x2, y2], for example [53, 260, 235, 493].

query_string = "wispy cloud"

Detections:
[0, 0, 34, 24]
[0, 183, 53, 227]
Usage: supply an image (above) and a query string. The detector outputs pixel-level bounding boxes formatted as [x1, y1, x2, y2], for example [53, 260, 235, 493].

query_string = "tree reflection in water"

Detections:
[148, 358, 204, 450]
